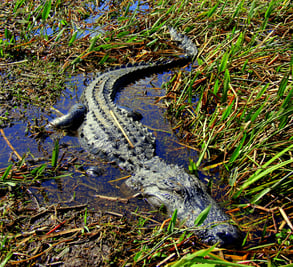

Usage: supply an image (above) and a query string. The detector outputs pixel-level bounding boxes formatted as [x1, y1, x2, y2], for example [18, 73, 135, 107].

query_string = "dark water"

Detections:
[0, 70, 201, 214]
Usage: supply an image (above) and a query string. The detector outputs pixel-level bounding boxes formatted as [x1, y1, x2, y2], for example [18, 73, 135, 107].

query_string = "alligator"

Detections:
[50, 28, 241, 247]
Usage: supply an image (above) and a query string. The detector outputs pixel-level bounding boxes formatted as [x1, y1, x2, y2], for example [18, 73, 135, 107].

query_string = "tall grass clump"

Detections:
[161, 0, 292, 259]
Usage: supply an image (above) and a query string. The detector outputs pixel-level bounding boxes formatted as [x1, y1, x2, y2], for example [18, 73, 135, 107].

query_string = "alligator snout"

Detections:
[217, 228, 243, 248]
[200, 223, 243, 248]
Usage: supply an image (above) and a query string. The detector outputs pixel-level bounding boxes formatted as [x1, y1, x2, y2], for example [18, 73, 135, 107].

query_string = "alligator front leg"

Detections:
[49, 104, 87, 131]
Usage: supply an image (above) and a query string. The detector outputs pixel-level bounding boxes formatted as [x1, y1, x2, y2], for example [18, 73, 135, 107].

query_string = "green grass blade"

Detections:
[261, 0, 274, 30]
[117, 31, 130, 38]
[278, 74, 289, 97]
[218, 0, 227, 16]
[218, 51, 229, 73]
[241, 59, 248, 72]
[30, 163, 47, 177]
[231, 32, 244, 55]
[247, 0, 256, 24]
[13, 0, 25, 12]
[125, 1, 139, 26]
[55, 27, 65, 42]
[278, 106, 293, 129]
[222, 69, 230, 103]
[232, 0, 244, 19]
[221, 99, 235, 121]
[99, 53, 109, 65]
[235, 158, 293, 198]
[83, 207, 90, 233]
[172, 243, 248, 266]
[51, 139, 59, 168]
[207, 3, 219, 18]
[171, 244, 217, 266]
[251, 171, 293, 203]
[146, 38, 158, 47]
[165, 2, 176, 16]
[167, 209, 177, 234]
[1, 164, 13, 180]
[42, 0, 52, 21]
[250, 101, 266, 123]
[4, 28, 12, 42]
[281, 86, 293, 109]
[123, 1, 131, 17]
[256, 83, 269, 100]
[88, 35, 100, 52]
[213, 78, 220, 94]
[229, 133, 246, 164]
[188, 75, 199, 104]
[68, 31, 78, 46]
[181, 257, 249, 266]
[188, 158, 197, 174]
[0, 251, 13, 267]
[194, 204, 211, 226]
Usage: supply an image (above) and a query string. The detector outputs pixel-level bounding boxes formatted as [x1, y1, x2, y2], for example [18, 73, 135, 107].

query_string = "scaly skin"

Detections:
[50, 28, 242, 247]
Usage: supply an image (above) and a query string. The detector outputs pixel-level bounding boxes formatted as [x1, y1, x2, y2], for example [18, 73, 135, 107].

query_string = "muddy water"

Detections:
[0, 71, 201, 214]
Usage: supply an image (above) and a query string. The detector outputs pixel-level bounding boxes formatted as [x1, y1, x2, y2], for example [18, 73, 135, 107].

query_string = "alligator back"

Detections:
[79, 59, 192, 171]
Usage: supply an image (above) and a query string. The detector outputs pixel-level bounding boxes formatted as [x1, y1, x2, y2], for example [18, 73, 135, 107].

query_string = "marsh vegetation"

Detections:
[0, 0, 292, 266]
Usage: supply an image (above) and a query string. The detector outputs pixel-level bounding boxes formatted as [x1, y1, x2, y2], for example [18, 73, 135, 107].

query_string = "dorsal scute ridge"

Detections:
[107, 61, 149, 73]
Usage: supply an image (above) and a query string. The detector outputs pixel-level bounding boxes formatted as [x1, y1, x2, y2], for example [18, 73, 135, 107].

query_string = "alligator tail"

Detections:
[168, 27, 198, 58]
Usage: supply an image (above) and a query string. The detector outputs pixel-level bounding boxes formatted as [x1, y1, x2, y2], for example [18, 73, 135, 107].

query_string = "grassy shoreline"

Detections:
[1, 0, 292, 265]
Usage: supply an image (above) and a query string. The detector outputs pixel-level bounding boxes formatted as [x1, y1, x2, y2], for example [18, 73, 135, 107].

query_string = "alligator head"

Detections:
[126, 156, 242, 247]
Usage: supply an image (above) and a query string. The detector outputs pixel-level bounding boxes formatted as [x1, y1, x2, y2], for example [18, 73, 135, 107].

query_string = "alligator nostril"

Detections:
[217, 230, 243, 248]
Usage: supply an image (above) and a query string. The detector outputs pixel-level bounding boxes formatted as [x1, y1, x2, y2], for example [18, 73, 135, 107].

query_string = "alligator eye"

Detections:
[174, 187, 184, 194]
